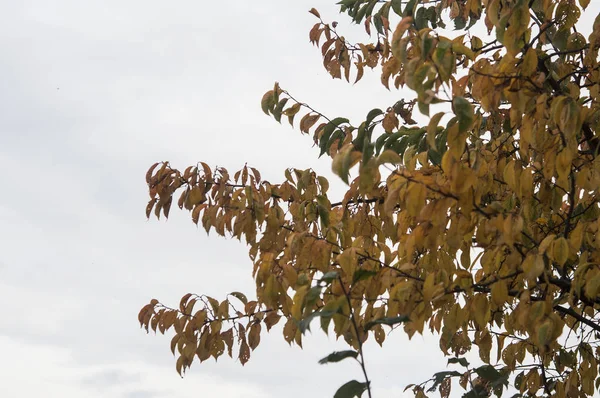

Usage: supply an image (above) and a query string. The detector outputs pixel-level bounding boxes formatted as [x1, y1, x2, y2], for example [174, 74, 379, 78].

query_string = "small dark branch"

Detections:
[526, 18, 556, 50]
[379, 263, 425, 282]
[556, 68, 589, 85]
[391, 169, 459, 201]
[338, 276, 372, 398]
[157, 303, 280, 325]
[563, 167, 576, 238]
[537, 57, 599, 157]
[554, 305, 600, 333]
[472, 39, 498, 52]
[281, 90, 336, 125]
[478, 44, 504, 54]
[542, 45, 590, 59]
[331, 197, 383, 208]
[540, 362, 552, 396]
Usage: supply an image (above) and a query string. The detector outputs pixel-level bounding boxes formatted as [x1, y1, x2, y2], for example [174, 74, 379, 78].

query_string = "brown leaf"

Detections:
[382, 109, 399, 132]
[264, 311, 281, 331]
[309, 23, 322, 44]
[179, 293, 192, 312]
[239, 340, 251, 365]
[145, 198, 157, 219]
[146, 162, 159, 184]
[308, 8, 320, 18]
[248, 323, 261, 350]
[300, 113, 320, 134]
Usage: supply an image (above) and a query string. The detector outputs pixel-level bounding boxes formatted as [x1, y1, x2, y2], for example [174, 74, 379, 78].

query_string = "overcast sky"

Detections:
[2, 1, 596, 398]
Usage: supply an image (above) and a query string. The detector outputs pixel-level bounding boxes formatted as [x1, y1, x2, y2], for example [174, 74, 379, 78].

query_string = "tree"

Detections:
[138, 0, 600, 396]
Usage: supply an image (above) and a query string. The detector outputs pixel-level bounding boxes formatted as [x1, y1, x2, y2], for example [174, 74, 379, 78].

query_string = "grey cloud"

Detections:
[0, 1, 445, 397]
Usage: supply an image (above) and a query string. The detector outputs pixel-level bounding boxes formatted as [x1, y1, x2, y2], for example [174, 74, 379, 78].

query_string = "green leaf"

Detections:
[298, 308, 339, 333]
[366, 108, 383, 125]
[354, 1, 371, 23]
[353, 123, 367, 151]
[426, 371, 461, 392]
[389, 137, 409, 159]
[298, 311, 321, 333]
[373, 13, 384, 35]
[261, 90, 275, 115]
[453, 14, 467, 30]
[475, 365, 509, 387]
[334, 380, 369, 398]
[447, 357, 470, 367]
[391, 0, 402, 15]
[319, 130, 336, 157]
[452, 96, 474, 133]
[352, 269, 378, 284]
[364, 315, 410, 330]
[375, 133, 390, 155]
[272, 98, 289, 123]
[462, 388, 491, 398]
[316, 195, 331, 227]
[320, 117, 350, 156]
[402, 0, 417, 17]
[320, 271, 340, 283]
[318, 350, 359, 364]
[305, 286, 322, 307]
[229, 291, 248, 305]
[418, 101, 429, 116]
[425, 6, 438, 28]
[415, 7, 428, 30]
[332, 144, 355, 184]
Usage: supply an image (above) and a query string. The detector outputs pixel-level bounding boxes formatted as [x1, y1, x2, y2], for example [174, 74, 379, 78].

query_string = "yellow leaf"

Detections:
[584, 269, 600, 299]
[522, 254, 545, 282]
[427, 112, 444, 150]
[535, 318, 554, 347]
[538, 234, 556, 254]
[471, 294, 490, 329]
[551, 237, 569, 266]
[521, 47, 537, 77]
[391, 17, 413, 60]
[384, 184, 401, 215]
[491, 282, 509, 307]
[283, 102, 302, 126]
[378, 149, 403, 165]
[452, 40, 475, 60]
[406, 183, 426, 217]
[568, 222, 585, 252]
[422, 273, 436, 302]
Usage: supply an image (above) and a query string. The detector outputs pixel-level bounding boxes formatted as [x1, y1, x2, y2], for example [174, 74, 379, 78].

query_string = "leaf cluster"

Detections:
[141, 0, 600, 396]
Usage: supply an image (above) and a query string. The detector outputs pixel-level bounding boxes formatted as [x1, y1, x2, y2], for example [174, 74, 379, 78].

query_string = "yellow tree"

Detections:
[139, 0, 600, 396]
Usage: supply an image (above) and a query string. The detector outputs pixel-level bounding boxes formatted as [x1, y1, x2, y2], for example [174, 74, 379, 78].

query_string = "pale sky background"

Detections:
[0, 1, 596, 398]
[0, 1, 448, 397]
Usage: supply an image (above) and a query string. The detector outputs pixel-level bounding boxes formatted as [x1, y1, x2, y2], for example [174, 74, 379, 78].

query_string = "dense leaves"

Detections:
[140, 0, 600, 396]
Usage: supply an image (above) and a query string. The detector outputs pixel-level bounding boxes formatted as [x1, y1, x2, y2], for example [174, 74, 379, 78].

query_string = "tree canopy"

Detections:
[139, 0, 600, 396]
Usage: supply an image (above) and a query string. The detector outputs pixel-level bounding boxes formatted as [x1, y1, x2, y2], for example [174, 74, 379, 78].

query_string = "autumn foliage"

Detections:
[139, 0, 600, 396]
